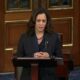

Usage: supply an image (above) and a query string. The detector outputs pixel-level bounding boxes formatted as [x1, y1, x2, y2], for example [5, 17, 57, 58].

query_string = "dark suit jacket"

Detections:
[16, 32, 62, 80]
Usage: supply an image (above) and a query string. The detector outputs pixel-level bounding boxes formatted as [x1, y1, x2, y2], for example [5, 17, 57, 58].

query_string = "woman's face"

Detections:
[35, 13, 47, 33]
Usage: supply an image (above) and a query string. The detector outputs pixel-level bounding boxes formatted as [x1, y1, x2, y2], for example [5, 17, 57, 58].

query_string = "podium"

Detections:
[12, 57, 58, 80]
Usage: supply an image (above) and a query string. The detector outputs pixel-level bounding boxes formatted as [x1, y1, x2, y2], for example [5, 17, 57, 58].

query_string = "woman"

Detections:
[16, 7, 63, 80]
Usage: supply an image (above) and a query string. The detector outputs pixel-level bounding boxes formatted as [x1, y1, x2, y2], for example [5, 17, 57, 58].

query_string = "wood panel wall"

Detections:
[72, 0, 80, 65]
[78, 0, 80, 63]
[0, 0, 5, 72]
[2, 0, 40, 72]
[47, 0, 80, 66]
[4, 22, 27, 72]
[0, 0, 80, 72]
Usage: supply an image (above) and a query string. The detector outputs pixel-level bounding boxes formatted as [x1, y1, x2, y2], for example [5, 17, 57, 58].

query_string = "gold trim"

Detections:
[5, 20, 29, 23]
[63, 44, 73, 47]
[6, 9, 32, 13]
[5, 0, 32, 12]
[47, 0, 73, 10]
[5, 48, 14, 51]
[52, 17, 73, 47]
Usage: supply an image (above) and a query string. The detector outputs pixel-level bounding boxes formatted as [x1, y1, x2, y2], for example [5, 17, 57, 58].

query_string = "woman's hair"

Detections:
[26, 7, 54, 35]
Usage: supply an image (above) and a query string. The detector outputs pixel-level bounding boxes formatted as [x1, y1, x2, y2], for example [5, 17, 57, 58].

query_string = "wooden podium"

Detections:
[12, 57, 58, 80]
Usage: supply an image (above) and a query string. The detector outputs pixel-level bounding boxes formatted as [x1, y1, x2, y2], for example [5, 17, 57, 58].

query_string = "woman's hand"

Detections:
[34, 52, 49, 58]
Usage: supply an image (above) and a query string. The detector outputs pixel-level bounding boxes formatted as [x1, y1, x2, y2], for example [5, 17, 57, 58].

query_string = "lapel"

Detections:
[44, 33, 50, 52]
[31, 34, 39, 52]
